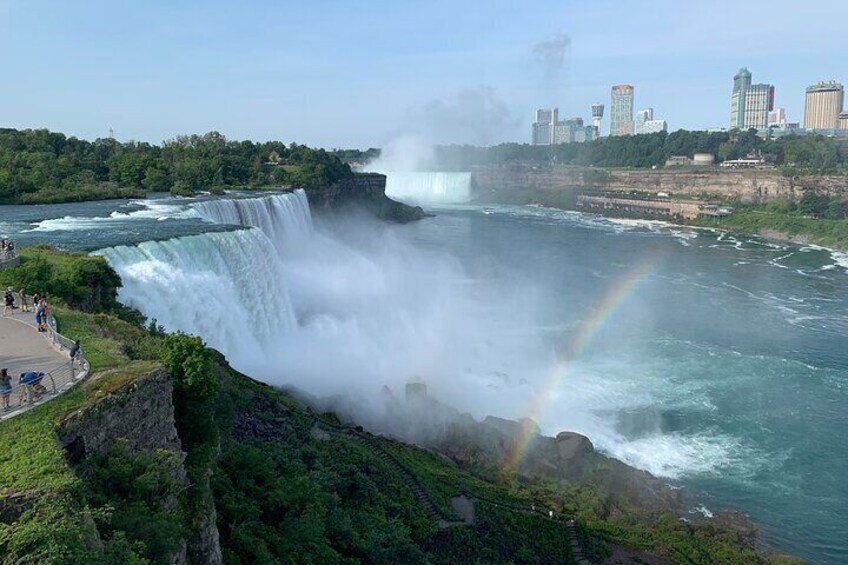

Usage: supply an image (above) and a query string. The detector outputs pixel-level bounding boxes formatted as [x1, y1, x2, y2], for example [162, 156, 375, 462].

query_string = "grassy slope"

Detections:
[692, 206, 848, 250]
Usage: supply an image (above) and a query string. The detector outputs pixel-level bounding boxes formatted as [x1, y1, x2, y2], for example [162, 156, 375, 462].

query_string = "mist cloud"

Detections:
[533, 33, 571, 101]
[405, 85, 519, 147]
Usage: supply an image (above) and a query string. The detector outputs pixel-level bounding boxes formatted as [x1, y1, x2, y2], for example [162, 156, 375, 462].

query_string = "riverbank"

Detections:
[689, 206, 848, 251]
[469, 164, 848, 251]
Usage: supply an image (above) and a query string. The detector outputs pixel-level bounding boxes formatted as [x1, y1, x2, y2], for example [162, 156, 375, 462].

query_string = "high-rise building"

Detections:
[633, 108, 668, 134]
[532, 108, 558, 145]
[840, 111, 848, 130]
[610, 85, 634, 136]
[730, 68, 752, 130]
[730, 67, 774, 130]
[742, 84, 774, 130]
[804, 81, 844, 130]
[591, 103, 605, 133]
[634, 108, 653, 134]
[768, 108, 786, 127]
[642, 119, 668, 134]
[532, 109, 599, 145]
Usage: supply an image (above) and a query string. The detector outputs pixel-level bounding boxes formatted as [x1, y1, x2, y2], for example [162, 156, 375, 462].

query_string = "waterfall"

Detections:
[95, 228, 296, 376]
[384, 172, 472, 204]
[191, 189, 313, 252]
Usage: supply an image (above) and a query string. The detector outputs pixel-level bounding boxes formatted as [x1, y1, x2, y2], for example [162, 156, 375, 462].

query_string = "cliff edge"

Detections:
[306, 172, 426, 223]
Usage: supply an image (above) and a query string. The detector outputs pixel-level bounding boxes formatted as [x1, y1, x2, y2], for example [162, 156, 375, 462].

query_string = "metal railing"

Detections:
[0, 247, 19, 270]
[1, 293, 90, 418]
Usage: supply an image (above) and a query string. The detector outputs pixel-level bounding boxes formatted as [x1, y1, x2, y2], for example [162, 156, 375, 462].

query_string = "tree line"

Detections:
[425, 129, 848, 175]
[0, 128, 353, 204]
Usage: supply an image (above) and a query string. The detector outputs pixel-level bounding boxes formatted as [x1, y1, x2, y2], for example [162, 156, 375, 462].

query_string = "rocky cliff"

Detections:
[472, 164, 848, 204]
[57, 369, 223, 565]
[306, 172, 426, 223]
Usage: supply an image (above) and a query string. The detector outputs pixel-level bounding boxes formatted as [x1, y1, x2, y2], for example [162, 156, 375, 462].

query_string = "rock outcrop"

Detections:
[306, 173, 426, 223]
[56, 369, 223, 565]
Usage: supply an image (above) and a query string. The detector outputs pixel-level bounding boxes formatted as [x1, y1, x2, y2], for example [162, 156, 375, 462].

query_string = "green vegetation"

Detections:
[693, 200, 848, 249]
[0, 250, 801, 564]
[430, 129, 848, 174]
[0, 128, 354, 203]
[0, 246, 124, 313]
[331, 147, 381, 165]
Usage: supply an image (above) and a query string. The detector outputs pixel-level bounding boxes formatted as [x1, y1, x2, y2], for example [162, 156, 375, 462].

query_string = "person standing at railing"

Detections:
[17, 288, 28, 313]
[35, 296, 49, 332]
[0, 369, 11, 411]
[69, 340, 80, 376]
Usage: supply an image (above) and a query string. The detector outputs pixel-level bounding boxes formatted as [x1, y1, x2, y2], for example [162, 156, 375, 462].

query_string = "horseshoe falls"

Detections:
[384, 172, 472, 204]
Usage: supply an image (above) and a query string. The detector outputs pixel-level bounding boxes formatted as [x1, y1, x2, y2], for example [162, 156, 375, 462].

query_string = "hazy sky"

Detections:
[1, 1, 844, 147]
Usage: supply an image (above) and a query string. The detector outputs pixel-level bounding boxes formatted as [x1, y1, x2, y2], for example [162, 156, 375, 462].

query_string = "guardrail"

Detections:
[0, 247, 20, 270]
[1, 293, 90, 420]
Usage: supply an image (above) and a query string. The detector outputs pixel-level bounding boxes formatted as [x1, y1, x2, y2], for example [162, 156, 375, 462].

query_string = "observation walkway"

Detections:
[0, 296, 90, 422]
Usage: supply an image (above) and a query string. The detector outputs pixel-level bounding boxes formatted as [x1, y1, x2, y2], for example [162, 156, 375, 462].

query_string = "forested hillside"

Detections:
[0, 128, 353, 204]
[427, 130, 848, 174]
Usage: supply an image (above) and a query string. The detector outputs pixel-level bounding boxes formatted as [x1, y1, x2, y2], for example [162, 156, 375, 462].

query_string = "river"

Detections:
[1, 187, 846, 564]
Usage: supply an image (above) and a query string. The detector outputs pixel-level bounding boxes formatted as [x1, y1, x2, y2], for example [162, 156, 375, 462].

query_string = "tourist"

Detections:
[34, 296, 50, 332]
[34, 296, 45, 331]
[0, 368, 11, 410]
[3, 288, 15, 316]
[69, 340, 80, 363]
[17, 288, 28, 313]
[39, 298, 50, 332]
[19, 371, 46, 405]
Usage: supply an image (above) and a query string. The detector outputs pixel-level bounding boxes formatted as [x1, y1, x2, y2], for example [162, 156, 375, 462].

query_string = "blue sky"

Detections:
[0, 0, 844, 147]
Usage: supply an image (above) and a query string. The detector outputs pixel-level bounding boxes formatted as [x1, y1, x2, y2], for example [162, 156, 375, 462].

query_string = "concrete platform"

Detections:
[0, 307, 76, 420]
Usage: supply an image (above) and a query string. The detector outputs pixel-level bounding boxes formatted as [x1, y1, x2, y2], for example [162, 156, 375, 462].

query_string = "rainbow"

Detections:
[503, 257, 661, 472]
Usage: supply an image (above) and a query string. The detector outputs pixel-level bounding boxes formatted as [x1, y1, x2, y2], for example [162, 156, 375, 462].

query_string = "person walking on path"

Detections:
[0, 369, 12, 410]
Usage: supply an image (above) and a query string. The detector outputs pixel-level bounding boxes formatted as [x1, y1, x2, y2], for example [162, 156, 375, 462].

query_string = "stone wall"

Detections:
[577, 194, 704, 219]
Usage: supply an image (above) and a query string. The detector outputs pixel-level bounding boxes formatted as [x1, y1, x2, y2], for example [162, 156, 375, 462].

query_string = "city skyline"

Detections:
[0, 0, 845, 148]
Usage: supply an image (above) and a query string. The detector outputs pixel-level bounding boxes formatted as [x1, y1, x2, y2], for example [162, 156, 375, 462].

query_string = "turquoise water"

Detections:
[1, 196, 846, 563]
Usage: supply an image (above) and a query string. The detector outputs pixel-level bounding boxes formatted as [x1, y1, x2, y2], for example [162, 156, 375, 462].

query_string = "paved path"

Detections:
[0, 307, 74, 421]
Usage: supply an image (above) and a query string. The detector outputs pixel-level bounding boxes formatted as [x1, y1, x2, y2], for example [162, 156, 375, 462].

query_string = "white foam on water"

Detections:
[26, 200, 200, 232]
[832, 251, 848, 271]
[693, 505, 714, 518]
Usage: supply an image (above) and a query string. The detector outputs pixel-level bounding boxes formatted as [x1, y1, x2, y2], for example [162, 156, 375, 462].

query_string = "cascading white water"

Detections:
[96, 228, 296, 376]
[384, 172, 472, 204]
[191, 189, 313, 252]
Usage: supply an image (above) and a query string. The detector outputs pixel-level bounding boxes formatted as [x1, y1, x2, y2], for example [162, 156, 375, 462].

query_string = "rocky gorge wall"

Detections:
[471, 164, 848, 204]
[56, 369, 223, 565]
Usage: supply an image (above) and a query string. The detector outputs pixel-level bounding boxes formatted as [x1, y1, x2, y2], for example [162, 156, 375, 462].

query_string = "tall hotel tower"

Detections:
[804, 81, 844, 130]
[610, 85, 634, 136]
